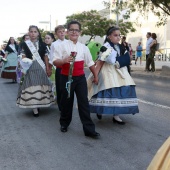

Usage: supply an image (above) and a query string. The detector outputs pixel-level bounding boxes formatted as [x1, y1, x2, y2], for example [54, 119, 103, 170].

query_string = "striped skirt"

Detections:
[16, 60, 55, 108]
[88, 63, 139, 115]
[89, 85, 139, 115]
[1, 53, 18, 80]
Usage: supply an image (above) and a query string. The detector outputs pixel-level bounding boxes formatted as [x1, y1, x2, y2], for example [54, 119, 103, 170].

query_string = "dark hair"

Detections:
[55, 25, 65, 33]
[6, 37, 17, 47]
[67, 20, 81, 30]
[22, 34, 29, 41]
[147, 32, 151, 36]
[151, 33, 157, 39]
[104, 26, 120, 43]
[46, 32, 56, 41]
[28, 25, 43, 42]
[122, 36, 126, 40]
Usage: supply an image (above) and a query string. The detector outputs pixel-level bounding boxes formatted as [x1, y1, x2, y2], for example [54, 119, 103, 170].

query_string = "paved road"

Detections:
[0, 74, 170, 170]
[131, 60, 170, 69]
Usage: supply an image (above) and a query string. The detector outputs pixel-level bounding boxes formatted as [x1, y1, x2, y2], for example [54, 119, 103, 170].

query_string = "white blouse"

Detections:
[53, 40, 94, 68]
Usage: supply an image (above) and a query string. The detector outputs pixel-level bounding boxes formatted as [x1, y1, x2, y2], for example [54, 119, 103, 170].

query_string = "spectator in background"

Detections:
[129, 43, 133, 65]
[145, 32, 153, 70]
[135, 42, 143, 65]
[121, 36, 131, 74]
[146, 33, 157, 72]
[121, 36, 129, 52]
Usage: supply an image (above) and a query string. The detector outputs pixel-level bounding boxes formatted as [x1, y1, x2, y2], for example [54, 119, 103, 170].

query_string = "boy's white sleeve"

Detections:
[52, 44, 62, 64]
[84, 46, 95, 67]
[49, 43, 55, 65]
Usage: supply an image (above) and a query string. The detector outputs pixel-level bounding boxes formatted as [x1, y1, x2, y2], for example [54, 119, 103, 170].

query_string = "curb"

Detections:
[131, 72, 170, 80]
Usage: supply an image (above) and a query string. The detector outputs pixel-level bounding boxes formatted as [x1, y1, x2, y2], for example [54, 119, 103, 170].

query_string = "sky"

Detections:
[0, 0, 106, 44]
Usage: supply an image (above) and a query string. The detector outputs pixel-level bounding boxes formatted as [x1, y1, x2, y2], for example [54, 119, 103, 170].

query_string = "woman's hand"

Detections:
[46, 67, 52, 77]
[92, 76, 98, 85]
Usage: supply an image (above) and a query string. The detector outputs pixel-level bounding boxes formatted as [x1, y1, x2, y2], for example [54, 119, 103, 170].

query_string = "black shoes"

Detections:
[96, 114, 102, 120]
[60, 126, 100, 138]
[85, 132, 100, 139]
[33, 113, 39, 117]
[112, 117, 125, 125]
[33, 108, 40, 117]
[60, 126, 67, 132]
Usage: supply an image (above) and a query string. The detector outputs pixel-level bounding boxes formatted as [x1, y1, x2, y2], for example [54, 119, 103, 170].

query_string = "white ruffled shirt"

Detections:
[49, 39, 68, 65]
[53, 40, 94, 68]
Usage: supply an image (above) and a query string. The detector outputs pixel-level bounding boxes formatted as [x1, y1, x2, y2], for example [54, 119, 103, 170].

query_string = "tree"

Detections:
[39, 28, 49, 41]
[65, 10, 136, 42]
[104, 0, 170, 26]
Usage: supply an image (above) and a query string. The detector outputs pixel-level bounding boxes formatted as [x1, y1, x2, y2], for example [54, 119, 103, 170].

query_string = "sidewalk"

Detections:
[131, 60, 170, 80]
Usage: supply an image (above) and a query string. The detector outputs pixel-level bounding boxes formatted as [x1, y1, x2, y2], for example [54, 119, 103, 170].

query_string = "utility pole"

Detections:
[116, 0, 120, 26]
[110, 0, 119, 26]
[50, 15, 51, 32]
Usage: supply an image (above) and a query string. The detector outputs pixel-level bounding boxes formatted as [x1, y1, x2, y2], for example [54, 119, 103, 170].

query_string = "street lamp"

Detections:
[39, 15, 51, 32]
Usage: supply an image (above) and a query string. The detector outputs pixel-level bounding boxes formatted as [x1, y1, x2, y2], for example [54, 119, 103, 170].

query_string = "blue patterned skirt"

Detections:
[89, 85, 139, 115]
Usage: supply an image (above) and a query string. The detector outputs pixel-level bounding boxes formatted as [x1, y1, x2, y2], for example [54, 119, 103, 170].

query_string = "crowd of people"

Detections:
[0, 21, 142, 139]
[134, 32, 157, 72]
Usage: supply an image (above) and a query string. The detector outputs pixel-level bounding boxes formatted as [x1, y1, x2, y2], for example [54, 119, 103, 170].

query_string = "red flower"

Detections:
[70, 51, 77, 57]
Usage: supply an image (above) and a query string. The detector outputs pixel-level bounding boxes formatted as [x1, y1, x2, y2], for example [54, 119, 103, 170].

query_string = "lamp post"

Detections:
[39, 15, 51, 32]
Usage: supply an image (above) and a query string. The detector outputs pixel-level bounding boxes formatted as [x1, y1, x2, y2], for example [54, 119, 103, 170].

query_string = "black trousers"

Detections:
[55, 68, 62, 111]
[145, 54, 149, 70]
[146, 54, 149, 60]
[145, 54, 155, 71]
[59, 74, 96, 135]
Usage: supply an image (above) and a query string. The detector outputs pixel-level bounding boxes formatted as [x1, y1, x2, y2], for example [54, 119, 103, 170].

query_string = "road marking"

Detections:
[138, 99, 170, 110]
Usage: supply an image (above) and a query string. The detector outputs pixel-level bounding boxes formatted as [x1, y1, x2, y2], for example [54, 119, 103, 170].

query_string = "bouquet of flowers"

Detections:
[66, 51, 77, 98]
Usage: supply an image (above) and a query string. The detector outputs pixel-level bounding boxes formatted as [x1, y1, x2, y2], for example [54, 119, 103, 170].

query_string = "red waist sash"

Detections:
[61, 61, 84, 76]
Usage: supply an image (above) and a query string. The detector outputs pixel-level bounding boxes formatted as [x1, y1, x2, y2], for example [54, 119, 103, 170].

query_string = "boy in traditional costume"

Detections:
[53, 21, 100, 138]
[49, 25, 67, 112]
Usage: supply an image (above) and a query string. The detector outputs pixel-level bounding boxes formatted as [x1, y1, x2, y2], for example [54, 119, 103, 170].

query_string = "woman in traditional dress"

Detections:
[44, 32, 56, 96]
[1, 37, 18, 82]
[16, 34, 30, 83]
[0, 44, 6, 65]
[16, 25, 55, 117]
[87, 26, 139, 125]
[18, 34, 30, 55]
[0, 44, 6, 57]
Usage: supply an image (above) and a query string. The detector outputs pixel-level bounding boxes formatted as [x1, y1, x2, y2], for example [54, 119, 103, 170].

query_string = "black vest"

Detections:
[22, 41, 47, 62]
